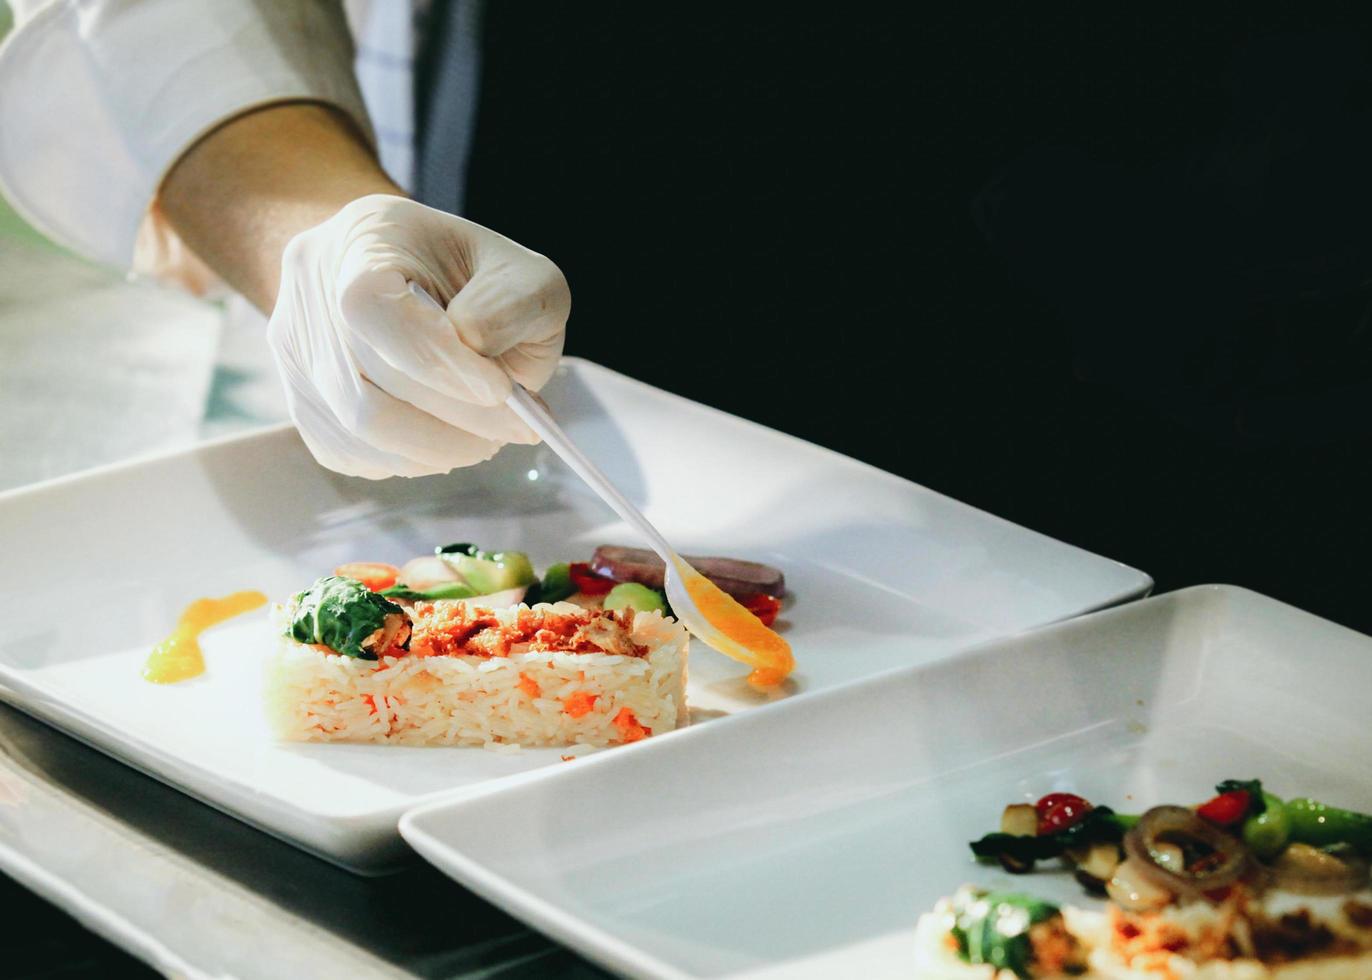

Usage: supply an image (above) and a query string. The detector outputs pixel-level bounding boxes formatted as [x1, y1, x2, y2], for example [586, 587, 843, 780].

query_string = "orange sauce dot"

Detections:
[142, 590, 268, 684]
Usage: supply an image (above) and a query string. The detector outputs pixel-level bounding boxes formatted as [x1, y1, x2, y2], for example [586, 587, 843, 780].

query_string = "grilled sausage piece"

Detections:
[590, 546, 785, 600]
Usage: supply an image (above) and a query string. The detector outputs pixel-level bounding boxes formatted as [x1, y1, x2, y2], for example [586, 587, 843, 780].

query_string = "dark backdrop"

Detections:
[461, 7, 1372, 633]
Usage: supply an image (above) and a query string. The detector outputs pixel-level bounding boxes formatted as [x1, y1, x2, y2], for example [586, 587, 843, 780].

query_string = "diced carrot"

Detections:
[362, 694, 377, 715]
[612, 707, 650, 743]
[517, 672, 542, 699]
[562, 690, 599, 718]
[334, 562, 401, 592]
[560, 755, 576, 762]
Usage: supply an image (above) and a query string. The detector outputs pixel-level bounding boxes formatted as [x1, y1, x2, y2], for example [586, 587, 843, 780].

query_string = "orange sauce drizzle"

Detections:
[682, 570, 793, 688]
[142, 591, 268, 684]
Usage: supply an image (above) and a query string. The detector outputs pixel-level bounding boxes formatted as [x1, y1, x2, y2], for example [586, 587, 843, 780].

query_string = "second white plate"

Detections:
[0, 359, 1149, 873]
[400, 585, 1372, 979]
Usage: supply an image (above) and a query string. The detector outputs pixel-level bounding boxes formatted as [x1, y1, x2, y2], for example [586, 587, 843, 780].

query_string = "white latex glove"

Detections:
[267, 194, 570, 478]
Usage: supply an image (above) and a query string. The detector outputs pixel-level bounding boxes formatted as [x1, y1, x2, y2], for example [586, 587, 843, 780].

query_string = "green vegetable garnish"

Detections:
[950, 887, 1059, 980]
[970, 806, 1129, 870]
[1223, 780, 1372, 858]
[527, 562, 576, 605]
[603, 582, 667, 614]
[288, 576, 407, 660]
[1285, 797, 1372, 855]
[1242, 791, 1291, 860]
[435, 545, 536, 595]
[1214, 778, 1267, 816]
[380, 582, 479, 601]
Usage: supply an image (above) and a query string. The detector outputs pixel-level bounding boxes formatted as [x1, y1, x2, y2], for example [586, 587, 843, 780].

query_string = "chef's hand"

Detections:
[267, 194, 570, 478]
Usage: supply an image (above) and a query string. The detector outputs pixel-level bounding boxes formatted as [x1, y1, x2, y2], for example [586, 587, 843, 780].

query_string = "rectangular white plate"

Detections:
[0, 358, 1149, 874]
[399, 585, 1372, 979]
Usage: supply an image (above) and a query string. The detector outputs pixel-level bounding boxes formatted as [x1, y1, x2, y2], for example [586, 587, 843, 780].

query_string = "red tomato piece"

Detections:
[334, 562, 400, 592]
[1196, 790, 1250, 827]
[568, 562, 616, 595]
[742, 594, 782, 627]
[1035, 792, 1093, 835]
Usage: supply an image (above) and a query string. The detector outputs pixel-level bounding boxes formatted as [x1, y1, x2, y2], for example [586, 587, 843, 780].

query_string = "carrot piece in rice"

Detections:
[563, 690, 599, 718]
[613, 707, 650, 743]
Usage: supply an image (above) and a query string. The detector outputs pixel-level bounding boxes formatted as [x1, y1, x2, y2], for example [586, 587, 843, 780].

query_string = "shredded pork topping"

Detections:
[406, 602, 648, 659]
[1108, 887, 1372, 968]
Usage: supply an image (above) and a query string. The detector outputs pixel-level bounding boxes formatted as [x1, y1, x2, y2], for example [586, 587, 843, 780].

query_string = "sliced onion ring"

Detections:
[1270, 843, 1370, 895]
[1123, 805, 1253, 901]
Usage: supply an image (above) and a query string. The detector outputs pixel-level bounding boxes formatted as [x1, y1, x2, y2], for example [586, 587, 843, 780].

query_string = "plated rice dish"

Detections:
[916, 780, 1372, 978]
[267, 589, 687, 749]
[261, 541, 787, 750]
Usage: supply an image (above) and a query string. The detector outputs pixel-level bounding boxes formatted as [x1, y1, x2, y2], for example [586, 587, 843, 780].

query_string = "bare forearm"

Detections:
[158, 102, 402, 312]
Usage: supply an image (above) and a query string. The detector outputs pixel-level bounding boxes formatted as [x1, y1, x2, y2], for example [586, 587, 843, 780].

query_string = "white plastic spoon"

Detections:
[410, 283, 793, 688]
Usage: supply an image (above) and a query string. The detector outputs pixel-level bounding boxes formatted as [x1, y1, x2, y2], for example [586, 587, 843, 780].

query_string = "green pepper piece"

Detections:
[438, 550, 536, 594]
[1242, 791, 1291, 860]
[603, 582, 668, 614]
[1285, 798, 1372, 855]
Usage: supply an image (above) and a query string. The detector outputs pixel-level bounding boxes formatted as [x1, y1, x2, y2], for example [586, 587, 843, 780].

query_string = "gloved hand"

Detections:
[267, 194, 570, 478]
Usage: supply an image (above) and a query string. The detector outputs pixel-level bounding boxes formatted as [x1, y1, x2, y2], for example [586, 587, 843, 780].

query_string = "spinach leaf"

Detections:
[950, 888, 1059, 980]
[289, 576, 406, 660]
[969, 806, 1129, 871]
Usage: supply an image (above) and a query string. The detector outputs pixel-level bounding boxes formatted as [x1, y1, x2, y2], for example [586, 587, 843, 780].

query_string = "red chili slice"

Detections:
[1196, 790, 1250, 827]
[1035, 792, 1093, 835]
[742, 594, 781, 627]
[568, 562, 616, 595]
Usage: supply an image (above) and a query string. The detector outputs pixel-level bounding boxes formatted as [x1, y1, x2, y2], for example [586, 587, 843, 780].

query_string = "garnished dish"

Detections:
[915, 780, 1372, 978]
[265, 541, 787, 750]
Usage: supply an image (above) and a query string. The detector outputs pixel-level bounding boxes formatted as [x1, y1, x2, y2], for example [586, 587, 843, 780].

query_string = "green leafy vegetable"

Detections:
[970, 806, 1129, 871]
[526, 562, 575, 605]
[380, 581, 479, 601]
[950, 887, 1060, 980]
[288, 576, 407, 660]
[436, 542, 478, 555]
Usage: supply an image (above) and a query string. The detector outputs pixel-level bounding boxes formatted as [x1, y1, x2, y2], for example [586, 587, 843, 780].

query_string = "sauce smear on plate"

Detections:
[682, 572, 793, 688]
[143, 591, 267, 684]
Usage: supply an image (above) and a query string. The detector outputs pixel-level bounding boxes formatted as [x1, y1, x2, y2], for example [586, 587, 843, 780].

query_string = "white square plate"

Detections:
[399, 585, 1372, 979]
[0, 359, 1149, 873]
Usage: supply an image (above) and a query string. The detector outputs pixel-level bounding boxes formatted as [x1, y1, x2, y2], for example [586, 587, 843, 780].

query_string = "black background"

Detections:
[465, 7, 1372, 634]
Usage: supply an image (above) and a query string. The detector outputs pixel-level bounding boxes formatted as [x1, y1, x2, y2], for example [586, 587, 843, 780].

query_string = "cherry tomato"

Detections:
[334, 562, 400, 592]
[1196, 790, 1250, 827]
[1035, 792, 1093, 835]
[568, 562, 616, 595]
[742, 593, 782, 627]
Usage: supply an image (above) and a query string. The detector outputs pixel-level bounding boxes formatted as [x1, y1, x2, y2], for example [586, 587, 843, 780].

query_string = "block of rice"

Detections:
[266, 576, 688, 748]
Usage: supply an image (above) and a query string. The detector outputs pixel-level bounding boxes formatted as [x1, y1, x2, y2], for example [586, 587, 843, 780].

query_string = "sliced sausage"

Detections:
[590, 545, 784, 600]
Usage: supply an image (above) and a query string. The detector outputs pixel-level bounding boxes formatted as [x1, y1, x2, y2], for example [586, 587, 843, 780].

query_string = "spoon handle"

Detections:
[405, 282, 683, 570]
[505, 385, 680, 567]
